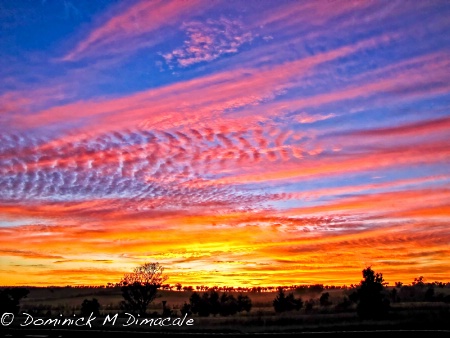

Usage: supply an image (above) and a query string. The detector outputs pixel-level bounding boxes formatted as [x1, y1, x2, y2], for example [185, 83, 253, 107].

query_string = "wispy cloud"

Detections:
[162, 18, 253, 68]
[2, 0, 450, 286]
[294, 112, 336, 124]
[62, 0, 206, 61]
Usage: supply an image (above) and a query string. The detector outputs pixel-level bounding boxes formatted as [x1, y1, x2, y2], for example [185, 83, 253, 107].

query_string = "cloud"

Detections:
[13, 35, 392, 137]
[62, 0, 206, 61]
[162, 18, 253, 68]
[0, 127, 287, 217]
[345, 115, 450, 139]
[206, 139, 450, 187]
[2, 0, 450, 287]
[0, 249, 63, 260]
[294, 112, 336, 124]
[284, 174, 450, 201]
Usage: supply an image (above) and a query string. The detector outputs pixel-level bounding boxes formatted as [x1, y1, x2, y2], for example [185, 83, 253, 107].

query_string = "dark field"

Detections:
[2, 286, 450, 337]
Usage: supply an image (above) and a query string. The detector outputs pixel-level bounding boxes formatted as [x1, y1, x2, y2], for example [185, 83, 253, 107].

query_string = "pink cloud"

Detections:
[17, 36, 382, 136]
[294, 112, 336, 124]
[63, 0, 206, 61]
[162, 18, 253, 68]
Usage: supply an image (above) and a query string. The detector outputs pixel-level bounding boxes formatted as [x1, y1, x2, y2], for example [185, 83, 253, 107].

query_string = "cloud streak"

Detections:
[1, 0, 450, 286]
[62, 0, 206, 61]
[162, 18, 253, 68]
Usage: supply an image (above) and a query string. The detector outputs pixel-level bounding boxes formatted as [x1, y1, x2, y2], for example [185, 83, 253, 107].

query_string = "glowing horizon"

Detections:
[1, 0, 450, 287]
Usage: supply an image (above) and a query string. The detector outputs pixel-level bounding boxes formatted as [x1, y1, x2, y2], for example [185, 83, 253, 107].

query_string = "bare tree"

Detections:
[120, 262, 168, 315]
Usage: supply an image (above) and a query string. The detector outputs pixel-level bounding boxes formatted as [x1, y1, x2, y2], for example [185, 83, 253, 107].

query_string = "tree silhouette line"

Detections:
[2, 263, 450, 320]
[181, 290, 252, 317]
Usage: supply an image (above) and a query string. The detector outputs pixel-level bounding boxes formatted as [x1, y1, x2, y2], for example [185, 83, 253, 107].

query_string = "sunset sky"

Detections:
[1, 0, 450, 287]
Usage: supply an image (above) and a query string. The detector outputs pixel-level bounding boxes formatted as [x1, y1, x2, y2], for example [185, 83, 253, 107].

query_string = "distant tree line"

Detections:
[273, 287, 303, 312]
[33, 278, 450, 292]
[4, 263, 450, 320]
[181, 290, 252, 317]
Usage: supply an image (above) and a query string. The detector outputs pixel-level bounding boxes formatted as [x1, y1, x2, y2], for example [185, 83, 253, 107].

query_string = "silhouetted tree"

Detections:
[119, 262, 167, 315]
[189, 291, 211, 316]
[335, 296, 352, 312]
[395, 281, 403, 288]
[397, 284, 415, 302]
[189, 291, 252, 317]
[80, 298, 100, 316]
[390, 288, 398, 303]
[0, 288, 29, 315]
[424, 286, 435, 301]
[237, 294, 252, 313]
[273, 287, 303, 313]
[348, 290, 359, 303]
[309, 284, 325, 293]
[219, 293, 239, 316]
[189, 292, 202, 315]
[319, 292, 332, 306]
[161, 300, 175, 316]
[180, 302, 192, 316]
[356, 267, 390, 319]
[304, 299, 314, 313]
[209, 290, 220, 316]
[412, 276, 425, 287]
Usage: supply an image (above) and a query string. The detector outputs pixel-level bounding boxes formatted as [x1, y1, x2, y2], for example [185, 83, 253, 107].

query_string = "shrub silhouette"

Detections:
[237, 294, 252, 313]
[209, 290, 220, 316]
[180, 302, 192, 316]
[304, 299, 314, 313]
[424, 286, 435, 301]
[80, 298, 100, 316]
[412, 276, 425, 287]
[335, 296, 352, 311]
[189, 291, 253, 317]
[161, 300, 175, 316]
[219, 293, 239, 316]
[390, 287, 398, 303]
[355, 267, 390, 319]
[319, 292, 332, 306]
[189, 291, 211, 316]
[0, 288, 29, 315]
[273, 287, 303, 313]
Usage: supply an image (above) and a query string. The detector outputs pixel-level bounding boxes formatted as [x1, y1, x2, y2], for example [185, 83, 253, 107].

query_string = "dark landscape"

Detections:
[2, 267, 450, 336]
[2, 1, 450, 337]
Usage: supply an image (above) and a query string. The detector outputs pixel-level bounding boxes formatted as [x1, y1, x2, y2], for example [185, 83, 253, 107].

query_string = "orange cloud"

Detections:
[2, 215, 449, 286]
[2, 1, 450, 288]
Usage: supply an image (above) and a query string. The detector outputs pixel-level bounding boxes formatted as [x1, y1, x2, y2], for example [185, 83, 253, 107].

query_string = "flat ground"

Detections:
[3, 286, 450, 335]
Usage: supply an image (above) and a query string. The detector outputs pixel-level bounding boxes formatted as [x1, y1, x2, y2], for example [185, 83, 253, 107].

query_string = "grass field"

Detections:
[18, 286, 340, 313]
[0, 285, 448, 337]
[2, 286, 445, 333]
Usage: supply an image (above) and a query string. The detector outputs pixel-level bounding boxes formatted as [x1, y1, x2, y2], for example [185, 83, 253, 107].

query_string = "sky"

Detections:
[0, 0, 450, 287]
